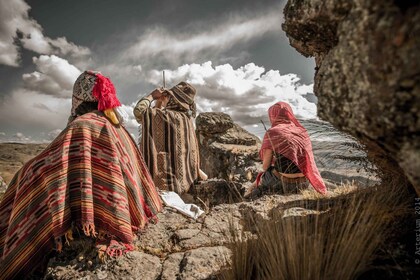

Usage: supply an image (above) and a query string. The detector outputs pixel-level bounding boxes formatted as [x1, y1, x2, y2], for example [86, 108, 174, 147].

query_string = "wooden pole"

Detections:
[163, 70, 166, 88]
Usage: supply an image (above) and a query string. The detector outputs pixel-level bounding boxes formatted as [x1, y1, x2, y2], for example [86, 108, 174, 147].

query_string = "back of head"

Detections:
[268, 102, 301, 127]
[69, 71, 121, 122]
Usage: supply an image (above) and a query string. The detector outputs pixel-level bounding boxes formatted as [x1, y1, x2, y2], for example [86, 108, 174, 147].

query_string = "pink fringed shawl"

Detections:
[260, 102, 327, 194]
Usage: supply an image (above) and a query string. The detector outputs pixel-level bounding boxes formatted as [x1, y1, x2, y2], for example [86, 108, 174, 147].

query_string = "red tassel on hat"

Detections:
[92, 73, 121, 111]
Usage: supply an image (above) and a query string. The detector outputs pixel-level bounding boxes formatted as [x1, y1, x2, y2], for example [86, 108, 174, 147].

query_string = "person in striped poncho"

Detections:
[0, 71, 163, 279]
[134, 82, 207, 194]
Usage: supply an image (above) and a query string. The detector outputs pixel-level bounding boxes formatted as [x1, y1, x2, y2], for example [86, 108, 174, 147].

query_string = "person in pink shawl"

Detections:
[244, 102, 327, 198]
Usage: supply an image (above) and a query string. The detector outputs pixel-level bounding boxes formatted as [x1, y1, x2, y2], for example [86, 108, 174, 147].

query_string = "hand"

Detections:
[151, 88, 168, 100]
[155, 94, 170, 109]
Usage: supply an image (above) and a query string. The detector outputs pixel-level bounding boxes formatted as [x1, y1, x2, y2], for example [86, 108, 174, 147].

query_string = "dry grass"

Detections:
[220, 183, 410, 280]
[300, 181, 360, 199]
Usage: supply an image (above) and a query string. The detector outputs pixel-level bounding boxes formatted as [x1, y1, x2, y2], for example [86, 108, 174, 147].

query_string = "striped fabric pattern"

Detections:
[0, 112, 162, 279]
[140, 108, 200, 194]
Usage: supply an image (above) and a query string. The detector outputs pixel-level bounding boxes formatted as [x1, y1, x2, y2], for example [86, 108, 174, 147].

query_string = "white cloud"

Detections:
[0, 0, 90, 67]
[0, 88, 71, 132]
[47, 128, 62, 140]
[0, 61, 317, 143]
[119, 103, 139, 130]
[121, 8, 282, 65]
[22, 55, 81, 98]
[115, 103, 142, 141]
[14, 132, 31, 142]
[47, 37, 91, 58]
[146, 61, 317, 126]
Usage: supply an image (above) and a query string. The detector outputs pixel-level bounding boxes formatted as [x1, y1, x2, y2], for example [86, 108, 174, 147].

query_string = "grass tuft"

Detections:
[220, 183, 410, 280]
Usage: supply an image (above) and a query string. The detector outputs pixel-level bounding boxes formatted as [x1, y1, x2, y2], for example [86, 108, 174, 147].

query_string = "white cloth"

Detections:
[160, 191, 204, 220]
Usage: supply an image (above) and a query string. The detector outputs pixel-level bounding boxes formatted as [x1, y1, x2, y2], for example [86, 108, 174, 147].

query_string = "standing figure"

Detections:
[134, 82, 204, 194]
[0, 71, 162, 279]
[245, 102, 327, 198]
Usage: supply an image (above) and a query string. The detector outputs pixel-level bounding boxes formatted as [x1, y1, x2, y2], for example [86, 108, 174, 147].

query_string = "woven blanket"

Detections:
[140, 108, 200, 194]
[0, 112, 162, 279]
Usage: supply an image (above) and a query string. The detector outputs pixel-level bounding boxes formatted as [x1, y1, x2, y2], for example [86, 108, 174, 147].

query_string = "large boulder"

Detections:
[196, 112, 261, 182]
[282, 0, 420, 194]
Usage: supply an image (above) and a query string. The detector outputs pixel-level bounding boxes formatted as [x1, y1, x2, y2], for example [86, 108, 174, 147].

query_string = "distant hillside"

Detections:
[0, 143, 48, 184]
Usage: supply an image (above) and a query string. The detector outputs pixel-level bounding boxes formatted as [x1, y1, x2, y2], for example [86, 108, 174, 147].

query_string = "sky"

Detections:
[0, 0, 317, 142]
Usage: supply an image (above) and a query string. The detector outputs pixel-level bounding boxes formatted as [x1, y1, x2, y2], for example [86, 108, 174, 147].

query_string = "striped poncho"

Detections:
[0, 112, 162, 279]
[136, 104, 200, 194]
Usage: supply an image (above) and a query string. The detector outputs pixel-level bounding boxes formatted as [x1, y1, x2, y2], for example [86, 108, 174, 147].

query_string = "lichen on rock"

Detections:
[282, 0, 420, 194]
[196, 112, 261, 183]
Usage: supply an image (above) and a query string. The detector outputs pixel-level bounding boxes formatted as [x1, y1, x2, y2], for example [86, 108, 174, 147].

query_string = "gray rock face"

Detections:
[46, 194, 320, 279]
[196, 112, 234, 134]
[196, 112, 261, 182]
[161, 246, 231, 280]
[282, 0, 420, 194]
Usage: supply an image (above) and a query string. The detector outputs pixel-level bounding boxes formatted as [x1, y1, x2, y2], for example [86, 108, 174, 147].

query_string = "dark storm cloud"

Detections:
[33, 103, 52, 112]
[0, 0, 90, 67]
[90, 0, 315, 109]
[0, 0, 318, 141]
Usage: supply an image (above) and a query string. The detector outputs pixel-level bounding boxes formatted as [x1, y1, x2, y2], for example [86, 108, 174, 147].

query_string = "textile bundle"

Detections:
[0, 112, 162, 279]
[140, 108, 200, 194]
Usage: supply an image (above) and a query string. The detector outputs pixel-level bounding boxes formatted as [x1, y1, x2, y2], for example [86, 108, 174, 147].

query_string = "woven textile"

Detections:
[0, 112, 162, 279]
[71, 71, 98, 117]
[140, 107, 200, 194]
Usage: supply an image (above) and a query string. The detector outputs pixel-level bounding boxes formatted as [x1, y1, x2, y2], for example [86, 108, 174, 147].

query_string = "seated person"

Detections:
[245, 102, 327, 198]
[133, 82, 206, 194]
[0, 71, 163, 279]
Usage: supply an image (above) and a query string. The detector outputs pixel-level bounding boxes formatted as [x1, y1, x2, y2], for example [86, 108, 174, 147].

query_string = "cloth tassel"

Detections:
[98, 230, 107, 241]
[82, 223, 97, 237]
[105, 240, 135, 257]
[96, 244, 107, 263]
[64, 229, 74, 246]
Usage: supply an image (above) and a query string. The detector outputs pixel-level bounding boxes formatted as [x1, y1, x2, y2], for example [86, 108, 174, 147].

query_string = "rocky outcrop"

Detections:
[196, 112, 261, 183]
[46, 194, 325, 279]
[282, 0, 420, 193]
